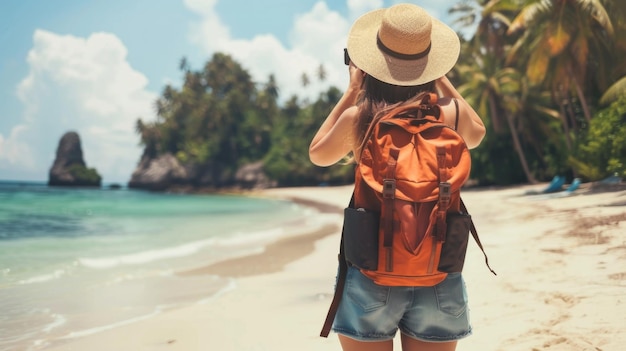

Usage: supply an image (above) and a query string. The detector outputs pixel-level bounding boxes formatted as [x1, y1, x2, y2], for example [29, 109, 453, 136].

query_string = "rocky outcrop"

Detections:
[128, 154, 275, 191]
[235, 161, 276, 189]
[49, 131, 102, 187]
[128, 153, 188, 191]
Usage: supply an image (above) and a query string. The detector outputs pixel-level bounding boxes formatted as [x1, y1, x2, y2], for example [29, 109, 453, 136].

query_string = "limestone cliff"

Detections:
[128, 153, 275, 191]
[128, 153, 188, 191]
[48, 131, 101, 187]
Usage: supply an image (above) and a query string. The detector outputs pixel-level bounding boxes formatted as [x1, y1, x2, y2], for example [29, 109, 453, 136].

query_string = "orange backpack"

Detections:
[320, 93, 495, 337]
[352, 92, 470, 286]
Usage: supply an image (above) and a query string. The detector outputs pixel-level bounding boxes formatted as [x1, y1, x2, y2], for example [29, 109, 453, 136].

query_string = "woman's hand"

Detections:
[348, 63, 365, 93]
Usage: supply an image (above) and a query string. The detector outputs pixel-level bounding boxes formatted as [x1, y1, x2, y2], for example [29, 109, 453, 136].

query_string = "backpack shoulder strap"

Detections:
[320, 193, 354, 337]
[453, 98, 460, 131]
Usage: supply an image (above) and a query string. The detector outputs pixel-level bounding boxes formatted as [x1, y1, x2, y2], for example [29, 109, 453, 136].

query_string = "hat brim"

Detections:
[347, 9, 460, 86]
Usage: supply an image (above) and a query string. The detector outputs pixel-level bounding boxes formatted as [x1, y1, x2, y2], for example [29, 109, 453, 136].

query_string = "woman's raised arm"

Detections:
[309, 64, 364, 166]
[436, 76, 486, 149]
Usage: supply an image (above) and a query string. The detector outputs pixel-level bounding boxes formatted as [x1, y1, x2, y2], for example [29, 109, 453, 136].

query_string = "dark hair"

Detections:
[361, 75, 435, 105]
[352, 74, 436, 162]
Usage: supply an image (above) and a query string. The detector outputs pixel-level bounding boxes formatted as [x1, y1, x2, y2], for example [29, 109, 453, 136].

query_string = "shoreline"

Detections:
[40, 183, 626, 351]
[176, 193, 343, 278]
[177, 223, 338, 278]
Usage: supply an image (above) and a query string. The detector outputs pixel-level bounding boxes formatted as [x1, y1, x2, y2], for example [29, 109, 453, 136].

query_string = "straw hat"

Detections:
[347, 3, 460, 86]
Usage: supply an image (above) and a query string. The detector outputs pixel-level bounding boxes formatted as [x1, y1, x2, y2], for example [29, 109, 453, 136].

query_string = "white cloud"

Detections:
[185, 0, 358, 103]
[347, 0, 383, 20]
[0, 29, 157, 182]
[0, 125, 35, 169]
[183, 0, 219, 17]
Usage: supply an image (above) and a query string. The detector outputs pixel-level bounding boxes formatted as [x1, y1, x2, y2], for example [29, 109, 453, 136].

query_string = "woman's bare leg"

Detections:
[400, 333, 457, 351]
[338, 335, 393, 351]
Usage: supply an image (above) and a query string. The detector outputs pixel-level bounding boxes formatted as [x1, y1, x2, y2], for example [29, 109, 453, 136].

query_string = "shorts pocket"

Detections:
[434, 273, 467, 317]
[346, 267, 390, 312]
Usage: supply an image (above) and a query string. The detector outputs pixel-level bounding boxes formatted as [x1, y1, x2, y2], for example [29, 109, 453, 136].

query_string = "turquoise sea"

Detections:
[0, 181, 331, 351]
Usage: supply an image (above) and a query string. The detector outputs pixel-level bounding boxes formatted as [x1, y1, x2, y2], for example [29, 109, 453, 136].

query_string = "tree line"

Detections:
[136, 0, 626, 188]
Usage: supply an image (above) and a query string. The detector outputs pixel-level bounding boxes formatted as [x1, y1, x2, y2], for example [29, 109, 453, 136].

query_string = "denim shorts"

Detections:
[332, 266, 472, 342]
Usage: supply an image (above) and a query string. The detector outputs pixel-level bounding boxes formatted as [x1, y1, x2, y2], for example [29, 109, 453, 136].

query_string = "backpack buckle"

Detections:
[383, 179, 396, 199]
[439, 182, 451, 207]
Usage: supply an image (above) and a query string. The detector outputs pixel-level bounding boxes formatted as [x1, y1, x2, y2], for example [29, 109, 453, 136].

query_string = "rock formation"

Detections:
[128, 153, 188, 191]
[48, 131, 101, 187]
[234, 161, 275, 189]
[128, 154, 274, 191]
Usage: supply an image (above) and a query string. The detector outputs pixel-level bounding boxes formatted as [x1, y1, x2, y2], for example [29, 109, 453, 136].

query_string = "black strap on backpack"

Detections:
[454, 98, 460, 130]
[382, 149, 399, 272]
[461, 200, 497, 275]
[319, 195, 353, 338]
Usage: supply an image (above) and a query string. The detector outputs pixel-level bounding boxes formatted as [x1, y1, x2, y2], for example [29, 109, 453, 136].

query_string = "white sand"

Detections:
[43, 184, 626, 351]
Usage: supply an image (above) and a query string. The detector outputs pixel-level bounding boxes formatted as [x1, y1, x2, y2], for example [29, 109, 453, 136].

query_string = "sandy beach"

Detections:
[42, 182, 626, 351]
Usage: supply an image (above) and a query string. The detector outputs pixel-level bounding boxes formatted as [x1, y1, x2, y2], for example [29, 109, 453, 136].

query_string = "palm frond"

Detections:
[449, 3, 475, 14]
[508, 0, 552, 34]
[483, 0, 520, 14]
[600, 76, 626, 105]
[490, 12, 512, 27]
[576, 0, 614, 35]
[547, 21, 572, 56]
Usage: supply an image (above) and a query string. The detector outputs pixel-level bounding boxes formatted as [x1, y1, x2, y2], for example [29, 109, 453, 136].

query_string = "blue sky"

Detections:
[0, 0, 470, 183]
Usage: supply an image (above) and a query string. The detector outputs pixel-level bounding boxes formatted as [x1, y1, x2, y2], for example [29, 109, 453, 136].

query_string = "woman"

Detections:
[309, 4, 486, 351]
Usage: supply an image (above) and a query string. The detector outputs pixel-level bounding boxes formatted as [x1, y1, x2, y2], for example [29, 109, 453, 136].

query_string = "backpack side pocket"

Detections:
[343, 207, 380, 271]
[438, 213, 471, 273]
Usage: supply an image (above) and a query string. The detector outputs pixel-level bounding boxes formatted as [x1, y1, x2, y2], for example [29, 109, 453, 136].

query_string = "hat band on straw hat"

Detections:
[376, 34, 432, 61]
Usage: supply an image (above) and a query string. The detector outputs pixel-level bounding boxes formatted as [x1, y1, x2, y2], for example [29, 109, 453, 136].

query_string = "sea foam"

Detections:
[77, 226, 290, 270]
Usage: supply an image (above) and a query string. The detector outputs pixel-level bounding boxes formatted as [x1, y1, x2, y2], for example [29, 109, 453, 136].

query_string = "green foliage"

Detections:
[68, 164, 102, 185]
[264, 88, 354, 186]
[135, 54, 351, 187]
[570, 97, 626, 180]
[469, 128, 527, 186]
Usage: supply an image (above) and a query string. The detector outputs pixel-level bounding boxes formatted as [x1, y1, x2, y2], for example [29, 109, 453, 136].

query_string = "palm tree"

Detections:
[317, 64, 327, 82]
[506, 0, 614, 126]
[449, 0, 482, 27]
[600, 76, 626, 105]
[599, 1, 626, 105]
[450, 0, 517, 56]
[301, 72, 310, 87]
[179, 56, 190, 73]
[264, 74, 279, 100]
[510, 74, 563, 179]
[452, 0, 540, 183]
[457, 56, 538, 183]
[450, 0, 519, 133]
